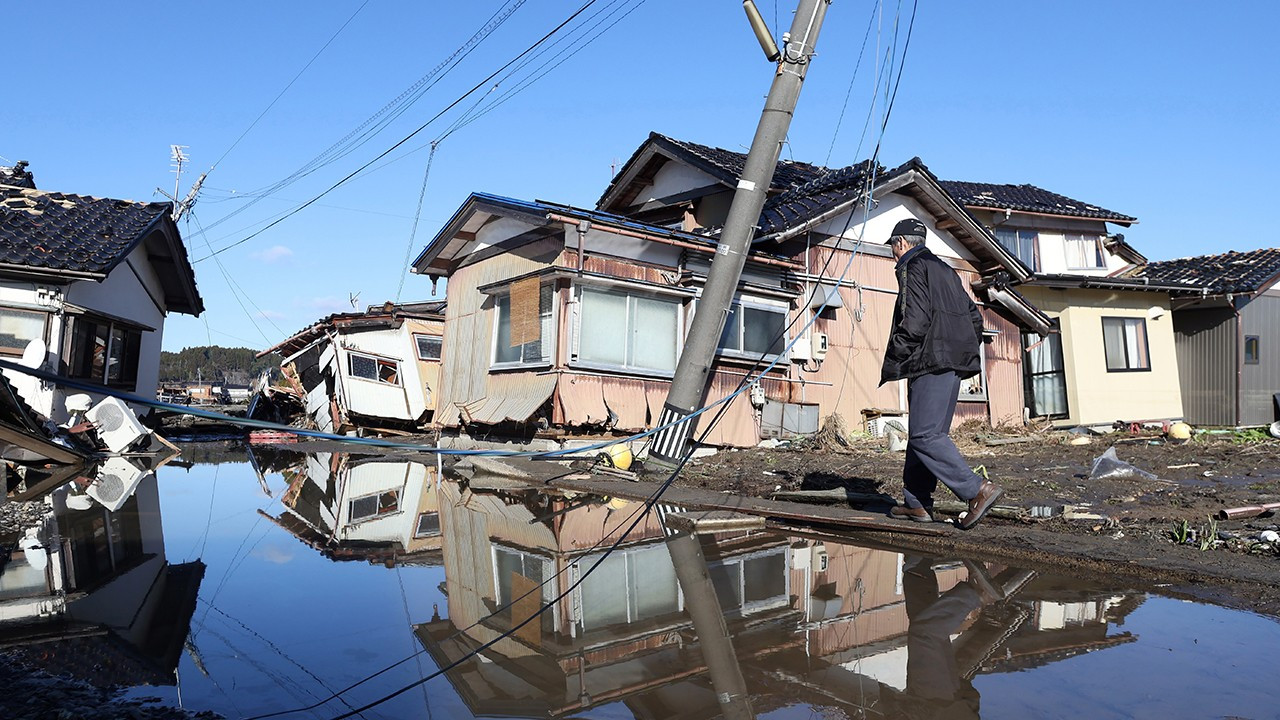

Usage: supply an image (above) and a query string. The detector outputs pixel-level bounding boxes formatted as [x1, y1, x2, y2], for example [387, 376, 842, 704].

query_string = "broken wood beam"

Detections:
[663, 510, 766, 535]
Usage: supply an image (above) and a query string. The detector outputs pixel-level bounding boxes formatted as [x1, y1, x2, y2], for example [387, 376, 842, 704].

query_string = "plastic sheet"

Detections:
[1088, 447, 1157, 483]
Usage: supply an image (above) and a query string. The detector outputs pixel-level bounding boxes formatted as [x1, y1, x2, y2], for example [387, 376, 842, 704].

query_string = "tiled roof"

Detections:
[1134, 248, 1280, 295]
[655, 134, 827, 192]
[0, 185, 170, 275]
[757, 160, 885, 235]
[0, 162, 35, 188]
[938, 180, 1136, 224]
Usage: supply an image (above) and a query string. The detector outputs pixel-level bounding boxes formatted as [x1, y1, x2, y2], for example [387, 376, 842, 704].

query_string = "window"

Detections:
[994, 228, 1038, 270]
[0, 307, 47, 356]
[717, 300, 787, 359]
[414, 512, 440, 538]
[959, 336, 989, 402]
[494, 284, 553, 367]
[1065, 234, 1105, 270]
[1024, 328, 1068, 418]
[414, 334, 442, 361]
[1102, 317, 1150, 372]
[493, 545, 556, 633]
[349, 489, 399, 522]
[575, 286, 680, 375]
[577, 543, 680, 631]
[67, 315, 141, 388]
[708, 548, 788, 614]
[1245, 335, 1261, 365]
[348, 352, 400, 386]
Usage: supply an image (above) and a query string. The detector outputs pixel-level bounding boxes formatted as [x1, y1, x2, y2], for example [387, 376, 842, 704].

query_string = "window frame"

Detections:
[1065, 233, 1106, 271]
[0, 306, 50, 357]
[413, 333, 442, 361]
[715, 297, 789, 362]
[707, 546, 790, 616]
[957, 334, 991, 402]
[414, 512, 440, 538]
[571, 284, 682, 378]
[1101, 316, 1151, 373]
[993, 227, 1039, 271]
[66, 314, 142, 389]
[574, 541, 684, 632]
[491, 284, 555, 371]
[1023, 326, 1070, 419]
[346, 350, 402, 387]
[1245, 335, 1261, 365]
[347, 489, 400, 523]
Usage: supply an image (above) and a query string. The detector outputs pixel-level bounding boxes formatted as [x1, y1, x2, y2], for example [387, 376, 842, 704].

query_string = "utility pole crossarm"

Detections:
[649, 0, 831, 466]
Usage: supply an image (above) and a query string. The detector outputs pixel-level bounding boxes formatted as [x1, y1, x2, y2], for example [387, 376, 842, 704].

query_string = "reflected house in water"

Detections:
[260, 455, 443, 566]
[416, 477, 1147, 718]
[0, 466, 204, 687]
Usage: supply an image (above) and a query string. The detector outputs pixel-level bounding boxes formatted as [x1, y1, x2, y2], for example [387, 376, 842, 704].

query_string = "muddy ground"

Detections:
[674, 425, 1280, 617]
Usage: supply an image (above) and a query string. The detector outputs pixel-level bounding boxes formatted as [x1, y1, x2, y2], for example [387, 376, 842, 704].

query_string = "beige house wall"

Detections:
[1022, 286, 1183, 426]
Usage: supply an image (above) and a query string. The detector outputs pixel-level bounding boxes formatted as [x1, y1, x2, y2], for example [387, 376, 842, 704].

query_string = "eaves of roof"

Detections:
[1028, 273, 1201, 293]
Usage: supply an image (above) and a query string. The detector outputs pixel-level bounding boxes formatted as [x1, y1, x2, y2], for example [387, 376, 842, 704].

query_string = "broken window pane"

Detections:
[349, 354, 378, 380]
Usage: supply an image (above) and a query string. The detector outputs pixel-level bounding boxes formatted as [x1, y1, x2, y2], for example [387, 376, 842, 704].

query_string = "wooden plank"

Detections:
[0, 425, 88, 465]
[510, 572, 542, 646]
[10, 463, 90, 502]
[772, 487, 1027, 520]
[664, 510, 765, 534]
[537, 475, 947, 536]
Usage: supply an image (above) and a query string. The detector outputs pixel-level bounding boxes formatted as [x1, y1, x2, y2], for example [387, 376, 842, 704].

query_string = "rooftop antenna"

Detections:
[157, 145, 207, 222]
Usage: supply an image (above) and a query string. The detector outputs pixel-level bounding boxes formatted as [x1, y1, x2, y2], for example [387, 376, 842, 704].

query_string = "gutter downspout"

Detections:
[575, 219, 590, 275]
[1230, 294, 1243, 426]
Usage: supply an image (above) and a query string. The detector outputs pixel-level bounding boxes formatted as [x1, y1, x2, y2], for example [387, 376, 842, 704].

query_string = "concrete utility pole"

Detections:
[648, 0, 831, 466]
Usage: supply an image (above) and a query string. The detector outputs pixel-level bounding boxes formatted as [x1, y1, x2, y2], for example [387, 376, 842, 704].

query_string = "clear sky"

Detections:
[5, 1, 1277, 352]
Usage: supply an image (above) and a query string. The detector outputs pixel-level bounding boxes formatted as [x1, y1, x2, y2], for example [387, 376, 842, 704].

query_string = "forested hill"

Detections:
[159, 346, 281, 385]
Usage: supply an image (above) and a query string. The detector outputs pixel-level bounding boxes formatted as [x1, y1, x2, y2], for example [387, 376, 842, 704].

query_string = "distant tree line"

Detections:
[159, 346, 281, 385]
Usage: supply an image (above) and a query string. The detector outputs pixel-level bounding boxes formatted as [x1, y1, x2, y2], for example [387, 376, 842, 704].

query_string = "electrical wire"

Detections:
[194, 0, 606, 262]
[211, 1, 373, 172]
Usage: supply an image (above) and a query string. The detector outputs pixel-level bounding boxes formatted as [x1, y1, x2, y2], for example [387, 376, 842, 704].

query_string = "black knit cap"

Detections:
[887, 218, 927, 243]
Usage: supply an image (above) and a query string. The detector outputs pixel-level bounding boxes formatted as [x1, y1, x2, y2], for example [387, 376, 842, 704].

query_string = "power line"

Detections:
[211, 1, 373, 171]
[194, 0, 610, 263]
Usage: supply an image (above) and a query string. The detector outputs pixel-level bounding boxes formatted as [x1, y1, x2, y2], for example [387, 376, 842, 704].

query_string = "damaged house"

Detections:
[1134, 248, 1280, 427]
[941, 180, 1193, 427]
[0, 162, 203, 421]
[410, 133, 1050, 447]
[261, 301, 445, 433]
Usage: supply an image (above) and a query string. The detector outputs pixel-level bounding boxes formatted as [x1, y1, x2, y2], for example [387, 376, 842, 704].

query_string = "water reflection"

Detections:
[415, 470, 1144, 719]
[0, 456, 203, 689]
[4, 450, 1268, 719]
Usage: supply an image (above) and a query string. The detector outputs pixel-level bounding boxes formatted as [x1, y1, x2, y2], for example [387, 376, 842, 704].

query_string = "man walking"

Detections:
[881, 218, 1002, 529]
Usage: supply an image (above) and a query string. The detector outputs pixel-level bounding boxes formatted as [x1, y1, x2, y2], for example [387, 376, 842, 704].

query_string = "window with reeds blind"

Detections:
[493, 281, 553, 367]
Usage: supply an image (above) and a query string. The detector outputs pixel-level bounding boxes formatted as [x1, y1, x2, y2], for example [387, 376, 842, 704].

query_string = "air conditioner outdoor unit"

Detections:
[86, 456, 151, 512]
[866, 414, 909, 437]
[87, 396, 149, 453]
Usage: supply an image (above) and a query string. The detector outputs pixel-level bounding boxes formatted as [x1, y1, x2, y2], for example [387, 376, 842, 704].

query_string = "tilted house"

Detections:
[941, 180, 1192, 427]
[261, 301, 445, 433]
[1133, 249, 1280, 426]
[411, 133, 1046, 447]
[0, 163, 202, 420]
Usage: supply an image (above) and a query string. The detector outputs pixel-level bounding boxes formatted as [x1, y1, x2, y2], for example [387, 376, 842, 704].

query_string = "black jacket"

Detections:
[880, 246, 985, 384]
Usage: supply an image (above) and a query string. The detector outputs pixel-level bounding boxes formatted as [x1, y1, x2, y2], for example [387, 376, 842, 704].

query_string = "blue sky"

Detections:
[5, 1, 1277, 352]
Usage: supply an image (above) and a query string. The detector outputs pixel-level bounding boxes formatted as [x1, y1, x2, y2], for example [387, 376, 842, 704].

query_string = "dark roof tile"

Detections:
[938, 180, 1136, 223]
[1134, 248, 1280, 295]
[0, 186, 169, 274]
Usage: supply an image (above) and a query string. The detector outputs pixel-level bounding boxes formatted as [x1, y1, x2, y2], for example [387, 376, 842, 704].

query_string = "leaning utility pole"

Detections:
[648, 0, 831, 467]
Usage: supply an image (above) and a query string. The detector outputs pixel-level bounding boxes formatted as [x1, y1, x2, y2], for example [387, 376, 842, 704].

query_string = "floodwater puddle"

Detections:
[2, 449, 1278, 719]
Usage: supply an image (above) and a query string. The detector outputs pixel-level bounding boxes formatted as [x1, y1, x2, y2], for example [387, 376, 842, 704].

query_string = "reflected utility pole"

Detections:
[648, 0, 831, 467]
[666, 530, 755, 720]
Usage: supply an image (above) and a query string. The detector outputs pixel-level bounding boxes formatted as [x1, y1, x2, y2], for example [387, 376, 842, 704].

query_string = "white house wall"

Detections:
[814, 195, 978, 262]
[335, 330, 418, 422]
[638, 161, 722, 206]
[64, 245, 169, 399]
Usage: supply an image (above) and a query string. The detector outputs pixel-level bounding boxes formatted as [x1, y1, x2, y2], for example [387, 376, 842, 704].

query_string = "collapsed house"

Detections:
[259, 301, 445, 433]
